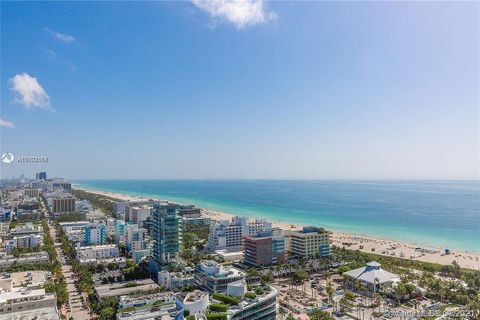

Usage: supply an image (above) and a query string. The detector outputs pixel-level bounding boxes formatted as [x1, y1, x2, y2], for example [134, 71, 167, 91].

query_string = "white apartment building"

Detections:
[129, 206, 151, 226]
[59, 221, 89, 233]
[6, 234, 43, 254]
[0, 279, 57, 315]
[208, 216, 272, 252]
[126, 224, 148, 253]
[76, 244, 120, 260]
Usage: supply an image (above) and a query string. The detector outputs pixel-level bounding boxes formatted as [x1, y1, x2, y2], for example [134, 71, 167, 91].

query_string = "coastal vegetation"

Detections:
[180, 223, 210, 264]
[56, 212, 86, 222]
[71, 189, 122, 217]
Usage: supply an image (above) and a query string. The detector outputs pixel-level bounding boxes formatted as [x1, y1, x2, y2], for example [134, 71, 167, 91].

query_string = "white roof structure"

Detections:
[343, 261, 400, 285]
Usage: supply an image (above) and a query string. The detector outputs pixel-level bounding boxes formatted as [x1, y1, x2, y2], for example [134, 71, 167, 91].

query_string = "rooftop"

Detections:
[0, 306, 60, 320]
[343, 261, 400, 284]
[95, 279, 159, 300]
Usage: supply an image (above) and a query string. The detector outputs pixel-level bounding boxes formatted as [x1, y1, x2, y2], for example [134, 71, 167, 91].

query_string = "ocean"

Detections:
[73, 180, 480, 253]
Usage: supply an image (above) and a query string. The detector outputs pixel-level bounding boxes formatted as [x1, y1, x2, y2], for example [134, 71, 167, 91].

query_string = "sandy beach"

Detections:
[74, 186, 480, 270]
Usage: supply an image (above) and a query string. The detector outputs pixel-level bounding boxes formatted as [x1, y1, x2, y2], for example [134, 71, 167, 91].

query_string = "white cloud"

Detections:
[43, 47, 58, 61]
[0, 118, 15, 128]
[8, 73, 53, 111]
[44, 27, 75, 43]
[192, 0, 276, 29]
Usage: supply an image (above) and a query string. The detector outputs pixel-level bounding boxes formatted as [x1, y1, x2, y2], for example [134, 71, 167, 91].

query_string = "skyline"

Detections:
[1, 1, 479, 180]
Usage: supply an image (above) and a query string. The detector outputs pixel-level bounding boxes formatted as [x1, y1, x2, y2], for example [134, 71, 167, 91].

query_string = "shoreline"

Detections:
[73, 185, 480, 270]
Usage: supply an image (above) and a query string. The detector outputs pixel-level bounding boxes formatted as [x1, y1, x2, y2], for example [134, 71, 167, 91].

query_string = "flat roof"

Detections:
[95, 279, 159, 299]
[0, 306, 60, 320]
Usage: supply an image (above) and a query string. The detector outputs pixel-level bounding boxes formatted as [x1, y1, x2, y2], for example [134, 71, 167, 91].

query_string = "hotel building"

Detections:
[290, 226, 331, 259]
[52, 196, 75, 213]
[244, 230, 285, 267]
[24, 189, 40, 198]
[208, 217, 273, 252]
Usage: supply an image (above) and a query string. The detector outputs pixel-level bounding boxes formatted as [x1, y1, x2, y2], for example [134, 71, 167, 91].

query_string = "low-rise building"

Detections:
[343, 261, 400, 295]
[76, 244, 119, 260]
[0, 287, 57, 315]
[59, 221, 89, 233]
[0, 252, 49, 269]
[194, 260, 246, 294]
[5, 234, 43, 254]
[95, 279, 159, 300]
[116, 303, 182, 320]
[226, 285, 278, 320]
[175, 290, 209, 316]
[79, 257, 127, 268]
[84, 222, 106, 246]
[118, 292, 175, 310]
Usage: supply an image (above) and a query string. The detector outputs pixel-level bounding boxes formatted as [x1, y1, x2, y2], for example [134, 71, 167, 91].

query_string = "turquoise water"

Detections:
[73, 180, 480, 252]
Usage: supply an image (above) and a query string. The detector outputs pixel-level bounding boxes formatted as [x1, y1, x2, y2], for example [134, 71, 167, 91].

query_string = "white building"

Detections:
[343, 261, 400, 294]
[0, 282, 57, 315]
[59, 221, 89, 233]
[176, 290, 209, 316]
[6, 234, 43, 254]
[208, 216, 272, 252]
[76, 244, 119, 260]
[129, 206, 151, 226]
[126, 224, 148, 253]
[194, 260, 246, 294]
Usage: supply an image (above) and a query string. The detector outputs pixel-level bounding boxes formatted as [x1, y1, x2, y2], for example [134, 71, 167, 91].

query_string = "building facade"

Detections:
[24, 189, 40, 198]
[84, 223, 106, 246]
[244, 230, 285, 266]
[290, 226, 331, 259]
[52, 196, 75, 213]
[76, 244, 120, 260]
[6, 234, 43, 254]
[208, 217, 273, 252]
[194, 260, 246, 294]
[126, 224, 148, 253]
[151, 204, 181, 267]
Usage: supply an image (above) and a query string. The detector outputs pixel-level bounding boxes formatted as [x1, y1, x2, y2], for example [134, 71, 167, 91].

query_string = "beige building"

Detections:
[290, 226, 331, 259]
[52, 196, 75, 213]
[24, 189, 40, 198]
[0, 278, 57, 315]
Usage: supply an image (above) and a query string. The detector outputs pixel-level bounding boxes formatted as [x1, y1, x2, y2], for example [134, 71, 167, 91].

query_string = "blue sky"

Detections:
[1, 1, 478, 179]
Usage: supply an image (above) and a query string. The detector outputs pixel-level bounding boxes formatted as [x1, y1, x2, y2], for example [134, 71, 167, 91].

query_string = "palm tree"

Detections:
[374, 292, 381, 312]
[278, 306, 287, 320]
[326, 281, 334, 309]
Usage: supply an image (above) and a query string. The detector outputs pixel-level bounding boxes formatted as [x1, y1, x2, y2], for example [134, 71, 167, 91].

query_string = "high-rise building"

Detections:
[53, 182, 72, 191]
[208, 216, 272, 252]
[52, 196, 76, 213]
[35, 172, 47, 181]
[151, 204, 181, 267]
[289, 226, 331, 259]
[24, 189, 40, 198]
[243, 230, 285, 267]
[129, 205, 151, 226]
